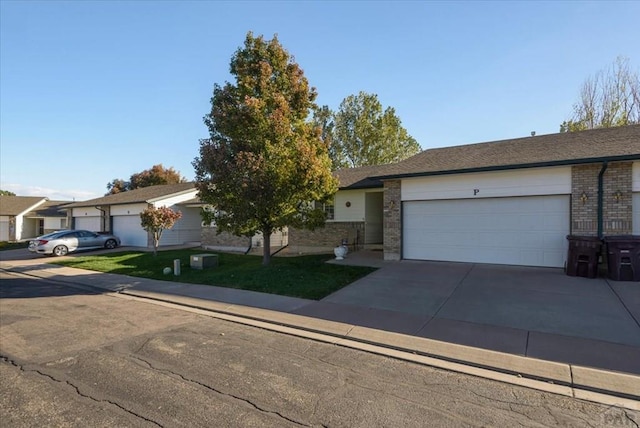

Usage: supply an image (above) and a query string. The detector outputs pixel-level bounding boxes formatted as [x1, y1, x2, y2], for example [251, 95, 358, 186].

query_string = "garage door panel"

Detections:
[403, 196, 569, 268]
[113, 216, 148, 247]
[75, 217, 101, 231]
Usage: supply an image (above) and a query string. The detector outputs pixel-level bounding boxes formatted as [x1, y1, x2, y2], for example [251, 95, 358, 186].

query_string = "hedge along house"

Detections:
[374, 125, 640, 268]
[63, 183, 202, 248]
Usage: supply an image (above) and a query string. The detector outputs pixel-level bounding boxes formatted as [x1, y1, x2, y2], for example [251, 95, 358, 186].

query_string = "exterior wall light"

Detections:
[613, 190, 623, 202]
[580, 192, 588, 204]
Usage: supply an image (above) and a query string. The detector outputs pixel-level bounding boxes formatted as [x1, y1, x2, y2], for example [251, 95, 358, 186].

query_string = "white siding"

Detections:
[634, 193, 640, 235]
[403, 195, 570, 268]
[151, 190, 199, 209]
[72, 207, 102, 217]
[402, 166, 572, 201]
[43, 218, 65, 230]
[0, 217, 9, 241]
[110, 203, 148, 216]
[159, 207, 203, 245]
[334, 190, 366, 221]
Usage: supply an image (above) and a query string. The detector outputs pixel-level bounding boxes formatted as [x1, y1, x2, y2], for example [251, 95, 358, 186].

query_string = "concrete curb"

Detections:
[2, 264, 639, 410]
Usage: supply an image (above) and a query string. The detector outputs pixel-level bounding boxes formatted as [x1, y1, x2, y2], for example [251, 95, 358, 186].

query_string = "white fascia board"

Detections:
[145, 189, 198, 204]
[16, 198, 49, 217]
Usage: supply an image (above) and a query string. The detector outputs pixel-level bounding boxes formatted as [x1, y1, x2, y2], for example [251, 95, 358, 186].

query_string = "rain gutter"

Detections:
[597, 162, 608, 239]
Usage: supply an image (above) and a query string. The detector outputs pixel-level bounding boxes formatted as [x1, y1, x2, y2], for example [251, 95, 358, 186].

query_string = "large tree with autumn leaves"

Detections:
[193, 32, 337, 266]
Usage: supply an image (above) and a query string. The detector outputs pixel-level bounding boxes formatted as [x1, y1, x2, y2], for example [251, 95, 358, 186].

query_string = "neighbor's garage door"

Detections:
[113, 215, 148, 247]
[74, 216, 101, 232]
[0, 220, 9, 241]
[403, 195, 570, 268]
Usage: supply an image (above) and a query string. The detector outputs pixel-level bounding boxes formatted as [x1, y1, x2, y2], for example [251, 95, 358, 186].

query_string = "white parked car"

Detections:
[28, 230, 121, 256]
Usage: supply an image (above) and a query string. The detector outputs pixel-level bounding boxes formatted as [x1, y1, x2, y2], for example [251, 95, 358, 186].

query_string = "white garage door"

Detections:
[633, 193, 640, 235]
[113, 215, 148, 247]
[403, 195, 570, 268]
[74, 216, 101, 231]
[0, 221, 9, 241]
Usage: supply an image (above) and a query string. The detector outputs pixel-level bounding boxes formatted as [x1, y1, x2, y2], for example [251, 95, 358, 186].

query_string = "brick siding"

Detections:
[288, 222, 365, 254]
[383, 180, 401, 261]
[201, 226, 250, 250]
[571, 161, 633, 236]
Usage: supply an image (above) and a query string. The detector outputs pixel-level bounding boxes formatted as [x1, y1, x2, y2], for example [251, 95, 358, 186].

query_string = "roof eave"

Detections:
[372, 154, 640, 181]
[147, 188, 198, 204]
[16, 198, 49, 217]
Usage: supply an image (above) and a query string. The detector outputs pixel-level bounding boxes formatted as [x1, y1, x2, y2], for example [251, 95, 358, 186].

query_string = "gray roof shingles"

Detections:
[0, 196, 48, 216]
[64, 183, 197, 208]
[25, 200, 72, 218]
[374, 124, 640, 180]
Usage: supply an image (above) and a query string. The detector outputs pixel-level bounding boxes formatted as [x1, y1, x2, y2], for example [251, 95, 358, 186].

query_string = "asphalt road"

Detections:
[1, 271, 638, 427]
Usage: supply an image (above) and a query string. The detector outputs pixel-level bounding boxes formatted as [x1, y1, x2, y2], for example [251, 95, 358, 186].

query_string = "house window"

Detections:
[315, 200, 334, 220]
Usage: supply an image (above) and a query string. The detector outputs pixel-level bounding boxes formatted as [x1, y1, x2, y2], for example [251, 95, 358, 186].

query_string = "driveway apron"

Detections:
[293, 259, 640, 375]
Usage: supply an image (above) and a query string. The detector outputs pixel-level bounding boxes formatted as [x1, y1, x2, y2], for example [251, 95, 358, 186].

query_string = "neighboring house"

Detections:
[0, 196, 49, 241]
[23, 200, 71, 236]
[63, 183, 202, 247]
[287, 164, 392, 254]
[288, 125, 640, 268]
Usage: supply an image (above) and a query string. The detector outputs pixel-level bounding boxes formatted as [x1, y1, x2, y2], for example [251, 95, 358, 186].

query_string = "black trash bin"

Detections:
[604, 235, 640, 281]
[566, 235, 602, 278]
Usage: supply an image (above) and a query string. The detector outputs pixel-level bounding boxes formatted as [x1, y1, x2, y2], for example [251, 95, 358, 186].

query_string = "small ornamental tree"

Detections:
[140, 206, 182, 255]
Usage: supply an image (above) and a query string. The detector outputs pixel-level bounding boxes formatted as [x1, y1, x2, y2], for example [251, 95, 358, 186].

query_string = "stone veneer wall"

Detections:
[288, 222, 365, 254]
[383, 180, 401, 261]
[571, 161, 633, 236]
[201, 226, 251, 250]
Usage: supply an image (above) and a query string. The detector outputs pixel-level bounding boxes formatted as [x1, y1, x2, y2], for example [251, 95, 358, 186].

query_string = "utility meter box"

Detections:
[190, 254, 218, 270]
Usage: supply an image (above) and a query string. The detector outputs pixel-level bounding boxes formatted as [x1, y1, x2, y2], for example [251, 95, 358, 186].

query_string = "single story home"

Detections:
[0, 196, 69, 241]
[284, 125, 640, 268]
[63, 183, 202, 247]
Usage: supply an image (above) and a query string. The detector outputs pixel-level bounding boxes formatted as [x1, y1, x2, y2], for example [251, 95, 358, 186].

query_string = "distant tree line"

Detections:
[106, 164, 187, 195]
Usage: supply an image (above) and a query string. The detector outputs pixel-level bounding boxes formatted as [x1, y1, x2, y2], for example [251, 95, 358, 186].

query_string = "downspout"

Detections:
[597, 161, 608, 239]
[95, 206, 107, 232]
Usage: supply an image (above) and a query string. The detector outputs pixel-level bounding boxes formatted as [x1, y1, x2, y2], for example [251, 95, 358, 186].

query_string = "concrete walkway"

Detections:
[1, 248, 639, 408]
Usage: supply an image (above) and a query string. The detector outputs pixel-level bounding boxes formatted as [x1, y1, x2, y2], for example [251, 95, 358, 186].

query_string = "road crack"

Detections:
[1, 355, 163, 427]
[129, 354, 312, 427]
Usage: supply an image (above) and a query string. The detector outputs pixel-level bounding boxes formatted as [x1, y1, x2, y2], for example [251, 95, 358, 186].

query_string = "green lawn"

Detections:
[53, 249, 376, 300]
[0, 241, 28, 251]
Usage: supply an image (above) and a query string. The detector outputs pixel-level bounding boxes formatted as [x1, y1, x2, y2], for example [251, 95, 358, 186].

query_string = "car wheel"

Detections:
[53, 245, 68, 256]
[105, 239, 117, 249]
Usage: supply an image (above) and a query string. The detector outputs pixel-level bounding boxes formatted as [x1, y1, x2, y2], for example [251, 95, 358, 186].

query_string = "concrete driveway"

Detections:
[294, 256, 640, 375]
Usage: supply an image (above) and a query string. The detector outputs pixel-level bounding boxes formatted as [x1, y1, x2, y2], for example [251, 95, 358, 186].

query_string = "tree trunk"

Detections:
[153, 231, 162, 256]
[262, 229, 271, 266]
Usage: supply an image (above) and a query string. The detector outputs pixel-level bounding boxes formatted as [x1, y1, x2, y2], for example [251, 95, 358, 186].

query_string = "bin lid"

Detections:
[566, 235, 603, 241]
[603, 235, 640, 242]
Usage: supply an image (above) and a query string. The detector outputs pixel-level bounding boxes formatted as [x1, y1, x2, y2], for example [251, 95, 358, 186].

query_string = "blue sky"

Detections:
[1, 1, 639, 201]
